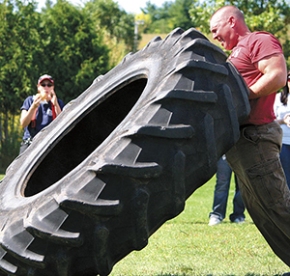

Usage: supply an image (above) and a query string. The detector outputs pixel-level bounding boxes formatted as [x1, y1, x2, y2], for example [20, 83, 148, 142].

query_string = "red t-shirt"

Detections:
[228, 32, 283, 125]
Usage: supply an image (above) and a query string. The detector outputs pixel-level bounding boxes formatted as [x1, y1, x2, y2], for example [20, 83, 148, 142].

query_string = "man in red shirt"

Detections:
[210, 5, 290, 268]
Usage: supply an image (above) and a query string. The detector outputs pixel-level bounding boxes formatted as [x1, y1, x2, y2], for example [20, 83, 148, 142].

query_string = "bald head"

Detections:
[211, 6, 245, 23]
[210, 5, 250, 50]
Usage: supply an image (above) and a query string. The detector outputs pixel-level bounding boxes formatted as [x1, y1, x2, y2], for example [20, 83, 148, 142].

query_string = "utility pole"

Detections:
[134, 20, 144, 52]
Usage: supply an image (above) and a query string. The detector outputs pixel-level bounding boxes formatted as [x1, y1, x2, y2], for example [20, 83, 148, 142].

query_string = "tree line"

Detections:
[0, 0, 289, 172]
[0, 0, 134, 171]
[138, 0, 290, 62]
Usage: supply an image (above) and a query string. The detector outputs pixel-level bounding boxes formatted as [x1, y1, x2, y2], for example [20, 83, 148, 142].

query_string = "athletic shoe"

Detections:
[233, 217, 245, 224]
[208, 216, 222, 226]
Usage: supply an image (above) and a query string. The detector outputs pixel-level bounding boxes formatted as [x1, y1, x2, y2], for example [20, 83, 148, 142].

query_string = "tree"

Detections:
[0, 0, 111, 171]
[138, 0, 290, 68]
[84, 0, 135, 66]
[189, 0, 215, 33]
[1, 0, 290, 173]
[167, 0, 195, 30]
[39, 0, 110, 103]
[0, 0, 42, 170]
[0, 0, 42, 114]
[237, 0, 290, 67]
[141, 1, 173, 34]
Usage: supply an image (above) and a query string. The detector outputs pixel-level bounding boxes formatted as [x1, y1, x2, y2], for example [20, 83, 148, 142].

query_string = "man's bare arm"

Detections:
[249, 54, 287, 99]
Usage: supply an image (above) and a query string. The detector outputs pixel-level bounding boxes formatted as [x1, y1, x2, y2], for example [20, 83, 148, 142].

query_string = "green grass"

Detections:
[111, 176, 289, 276]
[0, 173, 288, 275]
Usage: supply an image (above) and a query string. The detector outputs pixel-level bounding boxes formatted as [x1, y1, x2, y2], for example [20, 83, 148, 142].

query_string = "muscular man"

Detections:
[210, 5, 290, 267]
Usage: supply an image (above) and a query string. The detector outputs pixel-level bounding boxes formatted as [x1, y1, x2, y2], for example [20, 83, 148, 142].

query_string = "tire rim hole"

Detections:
[24, 78, 148, 197]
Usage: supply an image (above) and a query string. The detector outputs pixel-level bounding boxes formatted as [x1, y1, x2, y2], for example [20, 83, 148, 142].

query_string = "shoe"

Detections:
[208, 216, 222, 226]
[232, 217, 245, 224]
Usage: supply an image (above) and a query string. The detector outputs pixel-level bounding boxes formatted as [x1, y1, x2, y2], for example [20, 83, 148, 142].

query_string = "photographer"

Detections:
[19, 74, 64, 154]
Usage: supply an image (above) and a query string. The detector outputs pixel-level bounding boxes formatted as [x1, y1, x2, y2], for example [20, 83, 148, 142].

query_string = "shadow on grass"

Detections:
[184, 220, 255, 225]
[156, 273, 285, 276]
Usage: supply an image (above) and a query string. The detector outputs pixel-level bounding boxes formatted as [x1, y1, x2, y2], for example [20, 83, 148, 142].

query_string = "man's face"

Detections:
[210, 14, 236, 51]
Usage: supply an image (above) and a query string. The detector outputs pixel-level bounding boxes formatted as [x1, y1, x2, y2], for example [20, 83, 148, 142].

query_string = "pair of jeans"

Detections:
[226, 121, 290, 267]
[209, 156, 245, 222]
[280, 143, 290, 189]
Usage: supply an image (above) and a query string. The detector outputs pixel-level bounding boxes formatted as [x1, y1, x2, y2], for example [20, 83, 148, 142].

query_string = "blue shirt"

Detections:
[21, 95, 65, 140]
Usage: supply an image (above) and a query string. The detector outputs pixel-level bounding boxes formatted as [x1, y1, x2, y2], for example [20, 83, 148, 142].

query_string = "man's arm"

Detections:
[249, 53, 287, 99]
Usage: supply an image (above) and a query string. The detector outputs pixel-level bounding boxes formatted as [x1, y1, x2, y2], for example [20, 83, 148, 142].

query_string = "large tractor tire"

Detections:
[0, 28, 250, 275]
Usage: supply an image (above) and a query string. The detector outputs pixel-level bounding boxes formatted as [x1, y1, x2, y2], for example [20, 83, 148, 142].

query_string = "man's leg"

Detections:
[280, 144, 290, 189]
[226, 121, 290, 266]
[229, 175, 245, 223]
[209, 156, 231, 224]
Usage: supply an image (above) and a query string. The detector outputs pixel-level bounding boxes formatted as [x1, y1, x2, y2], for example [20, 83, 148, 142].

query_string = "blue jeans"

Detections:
[280, 144, 290, 189]
[209, 157, 245, 221]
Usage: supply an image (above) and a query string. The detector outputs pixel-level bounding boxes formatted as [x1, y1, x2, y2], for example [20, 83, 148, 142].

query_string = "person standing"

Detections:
[274, 74, 290, 189]
[19, 74, 65, 154]
[210, 5, 290, 267]
[209, 155, 245, 226]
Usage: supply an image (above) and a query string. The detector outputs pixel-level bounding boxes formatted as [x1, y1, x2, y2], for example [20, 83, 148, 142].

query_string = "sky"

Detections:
[116, 0, 167, 14]
[37, 0, 168, 14]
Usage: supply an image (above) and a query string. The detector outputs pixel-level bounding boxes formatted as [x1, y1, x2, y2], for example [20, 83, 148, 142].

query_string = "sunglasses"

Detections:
[41, 83, 53, 87]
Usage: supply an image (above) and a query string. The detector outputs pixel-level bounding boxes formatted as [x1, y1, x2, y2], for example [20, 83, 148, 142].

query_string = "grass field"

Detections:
[118, 30, 288, 274]
[111, 176, 289, 276]
[0, 173, 288, 275]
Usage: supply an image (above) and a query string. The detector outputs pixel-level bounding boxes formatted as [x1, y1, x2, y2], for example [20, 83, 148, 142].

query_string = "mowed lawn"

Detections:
[0, 174, 289, 275]
[111, 176, 289, 276]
